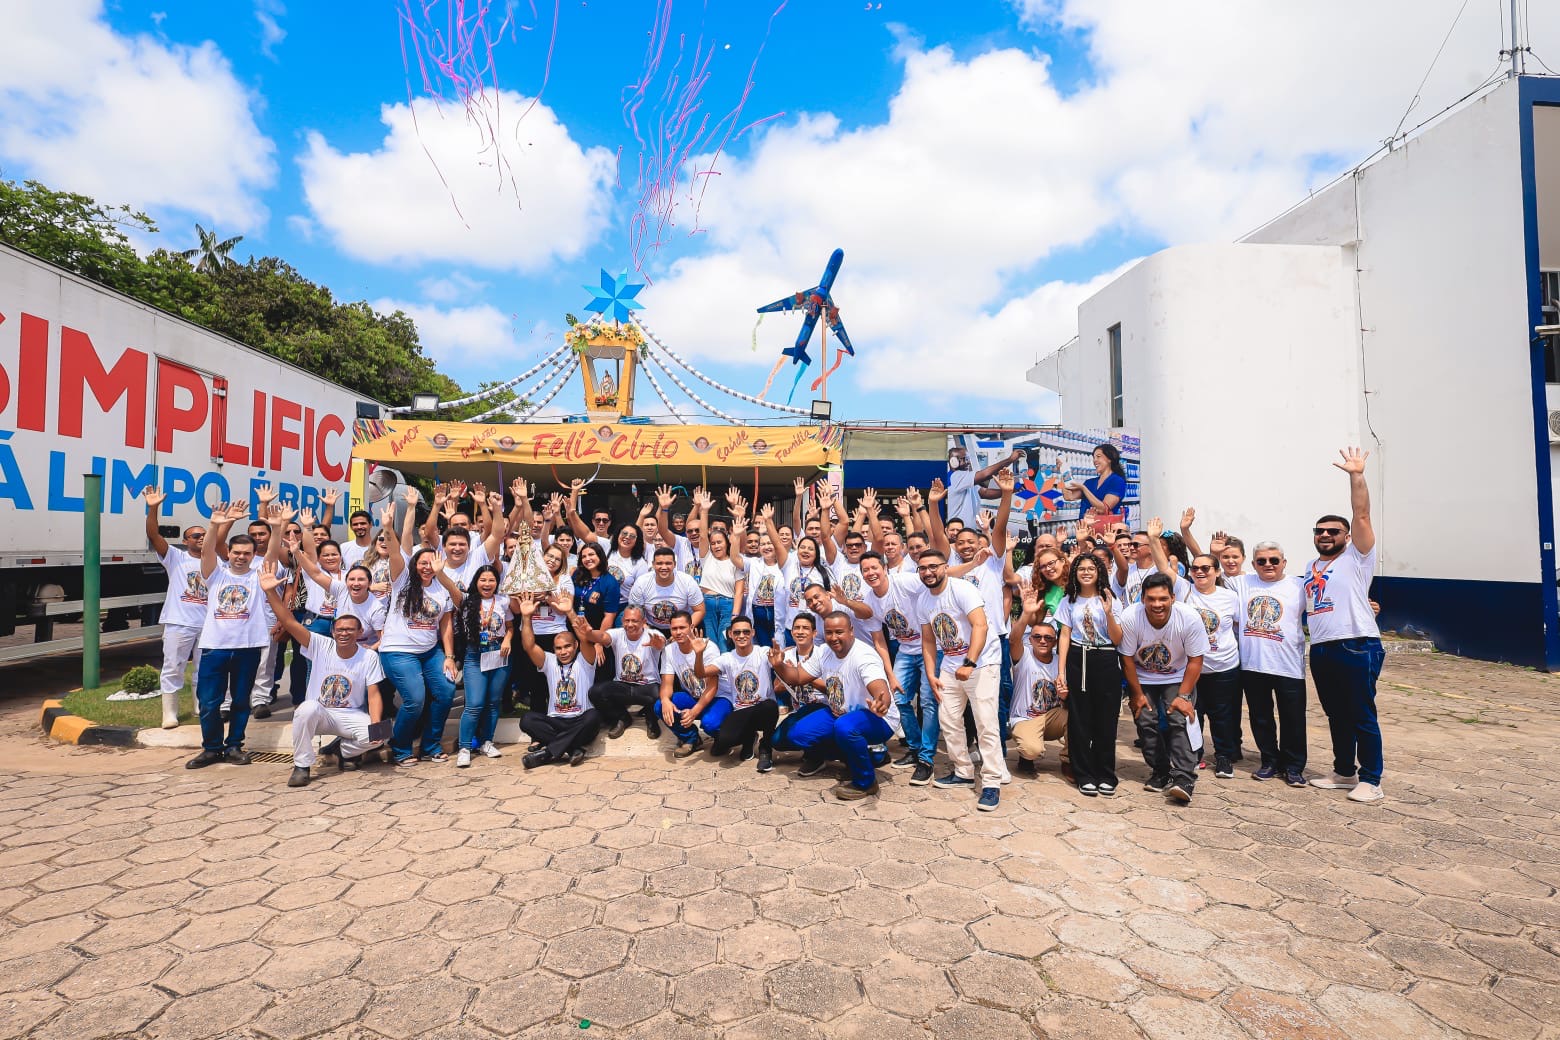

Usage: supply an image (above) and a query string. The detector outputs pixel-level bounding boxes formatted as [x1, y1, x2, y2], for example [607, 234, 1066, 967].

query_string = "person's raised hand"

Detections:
[996, 468, 1015, 493]
[1147, 516, 1163, 539]
[322, 488, 340, 507]
[927, 479, 945, 504]
[1334, 446, 1370, 474]
[1180, 506, 1196, 531]
[142, 486, 166, 509]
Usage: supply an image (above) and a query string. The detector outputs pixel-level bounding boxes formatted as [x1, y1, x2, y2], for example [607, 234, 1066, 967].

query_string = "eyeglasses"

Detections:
[730, 629, 753, 636]
[1190, 564, 1215, 572]
[916, 564, 945, 572]
[1255, 557, 1282, 565]
[1313, 527, 1346, 536]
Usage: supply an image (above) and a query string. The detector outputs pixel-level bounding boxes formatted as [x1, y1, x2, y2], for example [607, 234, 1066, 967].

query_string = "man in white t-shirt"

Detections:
[658, 611, 720, 757]
[262, 569, 385, 787]
[517, 593, 604, 767]
[1306, 447, 1388, 804]
[630, 548, 706, 634]
[583, 605, 666, 739]
[187, 499, 276, 770]
[943, 445, 1021, 529]
[142, 487, 206, 730]
[861, 551, 936, 784]
[1119, 573, 1210, 804]
[770, 611, 898, 800]
[915, 549, 1004, 812]
[1233, 542, 1309, 786]
[340, 510, 376, 570]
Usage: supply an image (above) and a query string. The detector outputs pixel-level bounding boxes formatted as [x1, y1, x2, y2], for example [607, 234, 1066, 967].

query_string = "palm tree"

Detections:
[178, 224, 243, 276]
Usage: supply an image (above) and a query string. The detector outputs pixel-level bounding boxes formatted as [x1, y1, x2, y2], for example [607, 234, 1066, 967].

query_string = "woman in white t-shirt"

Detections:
[698, 527, 746, 651]
[1053, 554, 1124, 797]
[1182, 553, 1243, 778]
[605, 523, 649, 601]
[454, 565, 510, 768]
[380, 506, 464, 765]
[747, 505, 786, 649]
[334, 565, 388, 649]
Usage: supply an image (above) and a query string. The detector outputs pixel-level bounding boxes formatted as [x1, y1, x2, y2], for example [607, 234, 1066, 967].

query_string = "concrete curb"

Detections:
[38, 698, 139, 747]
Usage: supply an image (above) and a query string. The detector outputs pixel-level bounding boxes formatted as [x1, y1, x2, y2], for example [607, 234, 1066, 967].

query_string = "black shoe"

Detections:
[224, 748, 253, 766]
[252, 702, 272, 720]
[568, 747, 587, 767]
[891, 752, 917, 769]
[287, 766, 311, 788]
[1165, 783, 1192, 804]
[645, 712, 662, 739]
[1133, 737, 1143, 748]
[909, 762, 934, 786]
[757, 751, 773, 773]
[185, 749, 224, 770]
[797, 756, 829, 778]
[522, 749, 551, 770]
[607, 719, 627, 739]
[1215, 758, 1234, 779]
[1144, 774, 1169, 793]
[1015, 757, 1038, 776]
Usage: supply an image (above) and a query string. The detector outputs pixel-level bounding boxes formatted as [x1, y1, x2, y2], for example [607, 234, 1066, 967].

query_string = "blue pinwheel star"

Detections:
[582, 269, 645, 324]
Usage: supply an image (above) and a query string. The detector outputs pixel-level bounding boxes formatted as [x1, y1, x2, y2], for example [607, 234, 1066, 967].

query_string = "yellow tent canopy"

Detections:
[351, 418, 843, 485]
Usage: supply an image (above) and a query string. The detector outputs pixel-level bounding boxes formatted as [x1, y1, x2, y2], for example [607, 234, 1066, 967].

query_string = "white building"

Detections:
[1028, 75, 1560, 668]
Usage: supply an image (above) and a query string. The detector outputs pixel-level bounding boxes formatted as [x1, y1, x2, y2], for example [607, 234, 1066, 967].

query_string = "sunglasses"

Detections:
[1255, 557, 1283, 565]
[1190, 564, 1215, 572]
[1313, 527, 1346, 536]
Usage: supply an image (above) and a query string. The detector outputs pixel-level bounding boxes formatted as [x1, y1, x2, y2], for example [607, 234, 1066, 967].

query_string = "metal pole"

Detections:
[1511, 0, 1526, 76]
[820, 321, 830, 403]
[82, 473, 102, 689]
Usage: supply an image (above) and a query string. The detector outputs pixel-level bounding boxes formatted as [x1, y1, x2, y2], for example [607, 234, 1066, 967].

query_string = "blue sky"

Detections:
[3, 0, 1542, 425]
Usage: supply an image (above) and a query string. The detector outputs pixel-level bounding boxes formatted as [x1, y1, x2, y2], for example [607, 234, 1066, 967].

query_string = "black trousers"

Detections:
[520, 708, 601, 758]
[1242, 670, 1307, 773]
[1065, 646, 1121, 787]
[509, 632, 557, 706]
[710, 700, 780, 756]
[1196, 666, 1244, 764]
[592, 680, 660, 725]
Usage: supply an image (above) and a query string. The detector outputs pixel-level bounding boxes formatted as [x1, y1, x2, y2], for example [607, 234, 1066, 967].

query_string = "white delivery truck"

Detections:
[0, 242, 386, 663]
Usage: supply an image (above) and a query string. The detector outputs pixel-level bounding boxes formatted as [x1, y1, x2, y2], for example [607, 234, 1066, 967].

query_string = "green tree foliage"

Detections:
[0, 177, 467, 407]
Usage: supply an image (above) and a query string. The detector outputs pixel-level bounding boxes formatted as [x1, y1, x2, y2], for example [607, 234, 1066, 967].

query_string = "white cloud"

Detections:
[255, 0, 286, 58]
[371, 298, 524, 373]
[284, 214, 315, 241]
[299, 91, 616, 273]
[640, 1, 1560, 413]
[0, 0, 276, 231]
[419, 271, 490, 303]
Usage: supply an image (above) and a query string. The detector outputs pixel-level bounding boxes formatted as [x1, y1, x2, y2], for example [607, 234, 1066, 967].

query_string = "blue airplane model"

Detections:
[756, 248, 854, 368]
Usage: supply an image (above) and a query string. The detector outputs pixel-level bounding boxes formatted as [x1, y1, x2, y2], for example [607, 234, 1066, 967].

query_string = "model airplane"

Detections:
[757, 248, 855, 368]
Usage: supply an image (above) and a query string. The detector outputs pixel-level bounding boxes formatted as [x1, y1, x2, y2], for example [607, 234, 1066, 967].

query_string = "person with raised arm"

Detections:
[1179, 547, 1244, 779]
[657, 484, 708, 580]
[260, 562, 384, 787]
[584, 604, 666, 739]
[272, 506, 348, 715]
[745, 506, 785, 649]
[1306, 447, 1388, 803]
[694, 614, 779, 771]
[1053, 553, 1124, 796]
[658, 611, 721, 757]
[186, 499, 267, 769]
[861, 549, 937, 785]
[1008, 587, 1066, 777]
[697, 507, 746, 650]
[379, 499, 463, 765]
[515, 596, 603, 768]
[454, 564, 510, 768]
[142, 487, 207, 730]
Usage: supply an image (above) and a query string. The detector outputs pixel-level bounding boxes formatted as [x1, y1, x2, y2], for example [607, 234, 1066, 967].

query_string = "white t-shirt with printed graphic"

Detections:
[340, 539, 372, 571]
[712, 648, 774, 709]
[300, 634, 383, 711]
[531, 573, 575, 636]
[779, 643, 826, 705]
[957, 552, 1010, 636]
[800, 638, 899, 729]
[474, 596, 512, 671]
[1303, 543, 1380, 644]
[1052, 594, 1122, 648]
[1010, 651, 1063, 720]
[661, 639, 719, 698]
[778, 560, 829, 629]
[629, 572, 704, 632]
[913, 577, 999, 669]
[831, 558, 865, 603]
[303, 571, 345, 619]
[334, 591, 388, 648]
[1230, 574, 1306, 679]
[199, 564, 271, 649]
[864, 573, 925, 653]
[746, 559, 784, 615]
[608, 628, 662, 685]
[1117, 602, 1210, 686]
[607, 552, 649, 599]
[542, 652, 597, 717]
[1180, 586, 1241, 673]
[158, 548, 208, 629]
[379, 571, 455, 654]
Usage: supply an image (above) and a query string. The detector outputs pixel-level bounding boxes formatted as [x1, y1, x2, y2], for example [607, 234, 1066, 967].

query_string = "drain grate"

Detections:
[246, 751, 293, 764]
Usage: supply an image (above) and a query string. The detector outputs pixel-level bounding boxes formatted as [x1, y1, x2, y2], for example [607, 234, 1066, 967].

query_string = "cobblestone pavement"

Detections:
[2, 650, 1559, 1039]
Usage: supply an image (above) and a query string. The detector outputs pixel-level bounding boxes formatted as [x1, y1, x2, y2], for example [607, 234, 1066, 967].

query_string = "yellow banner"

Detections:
[351, 419, 842, 469]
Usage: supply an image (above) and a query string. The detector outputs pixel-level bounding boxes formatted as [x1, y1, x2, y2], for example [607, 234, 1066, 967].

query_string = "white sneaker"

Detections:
[1347, 781, 1384, 803]
[479, 741, 503, 759]
[998, 771, 1013, 786]
[1310, 772, 1359, 790]
[456, 748, 472, 768]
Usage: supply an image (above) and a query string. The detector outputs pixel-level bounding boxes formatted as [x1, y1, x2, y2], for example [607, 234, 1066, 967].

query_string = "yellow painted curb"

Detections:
[49, 714, 92, 744]
[39, 699, 63, 728]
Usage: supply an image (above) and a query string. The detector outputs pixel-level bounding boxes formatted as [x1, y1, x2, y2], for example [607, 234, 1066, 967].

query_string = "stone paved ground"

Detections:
[2, 649, 1559, 1039]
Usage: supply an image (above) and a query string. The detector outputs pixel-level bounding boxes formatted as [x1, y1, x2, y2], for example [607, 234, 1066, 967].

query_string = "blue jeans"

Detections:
[1310, 637, 1386, 785]
[892, 643, 936, 765]
[787, 706, 894, 790]
[998, 634, 1013, 743]
[752, 605, 775, 649]
[460, 653, 507, 749]
[195, 647, 262, 752]
[669, 692, 732, 744]
[383, 646, 456, 761]
[703, 593, 734, 649]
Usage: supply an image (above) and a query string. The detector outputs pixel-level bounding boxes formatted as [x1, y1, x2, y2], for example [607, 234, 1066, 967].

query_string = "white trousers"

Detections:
[292, 701, 379, 767]
[936, 662, 1004, 789]
[251, 638, 282, 705]
[160, 624, 202, 695]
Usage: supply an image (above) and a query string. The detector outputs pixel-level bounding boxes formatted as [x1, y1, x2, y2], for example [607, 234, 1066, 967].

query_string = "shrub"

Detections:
[121, 665, 159, 695]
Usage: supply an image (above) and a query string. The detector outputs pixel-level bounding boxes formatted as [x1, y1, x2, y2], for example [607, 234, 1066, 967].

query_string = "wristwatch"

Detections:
[961, 657, 977, 669]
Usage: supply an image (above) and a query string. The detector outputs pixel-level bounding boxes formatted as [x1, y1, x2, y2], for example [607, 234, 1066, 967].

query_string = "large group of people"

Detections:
[147, 442, 1388, 808]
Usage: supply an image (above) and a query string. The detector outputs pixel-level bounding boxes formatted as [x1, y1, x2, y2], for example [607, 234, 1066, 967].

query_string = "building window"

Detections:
[1107, 323, 1124, 426]
[1544, 271, 1560, 384]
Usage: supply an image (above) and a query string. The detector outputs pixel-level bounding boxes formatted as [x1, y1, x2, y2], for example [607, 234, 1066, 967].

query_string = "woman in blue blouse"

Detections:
[1062, 443, 1127, 525]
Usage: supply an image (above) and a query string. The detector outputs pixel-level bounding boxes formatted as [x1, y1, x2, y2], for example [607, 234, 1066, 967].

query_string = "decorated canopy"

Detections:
[352, 418, 843, 483]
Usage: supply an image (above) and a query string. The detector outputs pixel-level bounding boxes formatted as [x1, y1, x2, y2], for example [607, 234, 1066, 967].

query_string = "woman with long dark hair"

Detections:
[698, 527, 745, 650]
[778, 535, 830, 647]
[1061, 443, 1128, 530]
[379, 504, 464, 765]
[571, 542, 621, 632]
[455, 565, 509, 768]
[1181, 552, 1242, 778]
[606, 522, 648, 599]
[1054, 553, 1124, 797]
